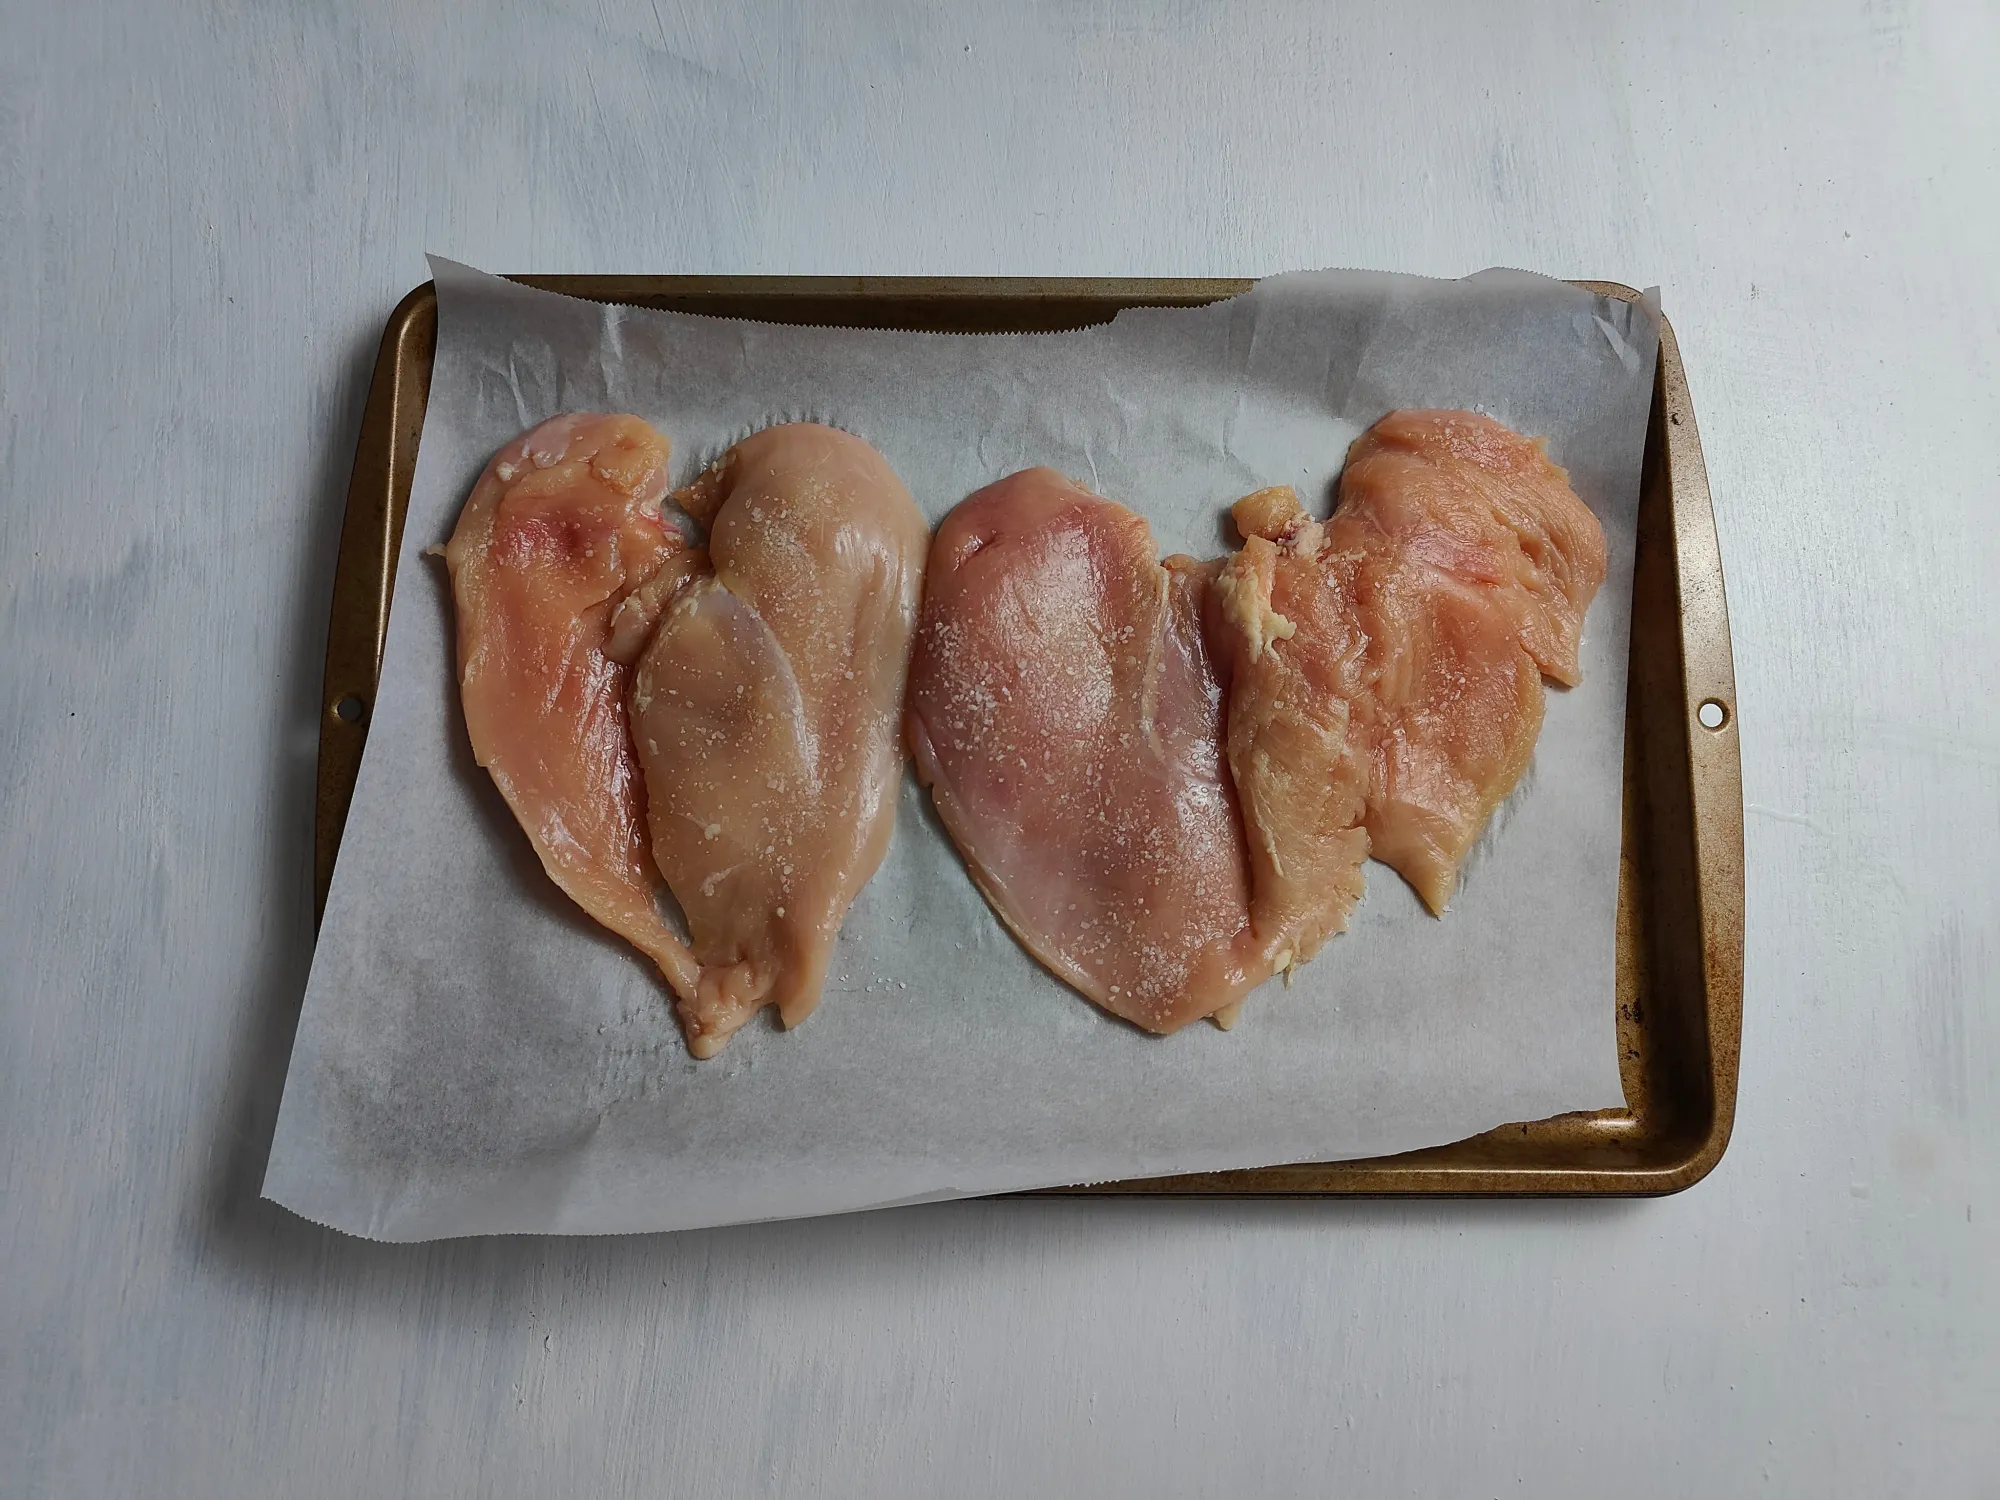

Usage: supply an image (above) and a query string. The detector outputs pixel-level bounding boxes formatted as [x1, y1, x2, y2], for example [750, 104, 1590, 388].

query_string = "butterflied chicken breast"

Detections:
[629, 424, 928, 1057]
[442, 413, 700, 998]
[1228, 411, 1607, 916]
[907, 469, 1275, 1034]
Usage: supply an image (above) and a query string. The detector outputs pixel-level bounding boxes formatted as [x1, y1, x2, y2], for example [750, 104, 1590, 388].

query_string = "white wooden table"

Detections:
[4, 2, 1994, 1494]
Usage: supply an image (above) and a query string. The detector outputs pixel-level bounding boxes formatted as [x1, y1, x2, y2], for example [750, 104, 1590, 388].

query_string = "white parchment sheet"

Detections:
[264, 259, 1658, 1240]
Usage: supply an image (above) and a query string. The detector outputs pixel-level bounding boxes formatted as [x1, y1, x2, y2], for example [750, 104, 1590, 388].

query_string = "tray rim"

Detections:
[314, 274, 1744, 1199]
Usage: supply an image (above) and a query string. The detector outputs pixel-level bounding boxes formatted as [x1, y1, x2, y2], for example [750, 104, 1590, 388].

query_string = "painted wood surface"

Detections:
[2, 1, 1994, 1494]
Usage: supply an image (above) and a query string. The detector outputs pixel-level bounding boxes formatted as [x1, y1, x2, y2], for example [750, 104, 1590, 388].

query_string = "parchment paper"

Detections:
[264, 259, 1657, 1240]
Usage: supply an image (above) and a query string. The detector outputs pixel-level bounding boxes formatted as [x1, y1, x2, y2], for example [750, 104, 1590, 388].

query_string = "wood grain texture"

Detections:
[1, 0, 1994, 1495]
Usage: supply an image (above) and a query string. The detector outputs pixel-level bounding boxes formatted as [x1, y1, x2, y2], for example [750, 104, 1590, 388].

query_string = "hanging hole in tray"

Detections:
[334, 694, 368, 725]
[1697, 698, 1729, 731]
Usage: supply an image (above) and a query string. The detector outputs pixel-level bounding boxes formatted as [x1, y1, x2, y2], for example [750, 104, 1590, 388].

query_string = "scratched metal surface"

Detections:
[2, 1, 1995, 1495]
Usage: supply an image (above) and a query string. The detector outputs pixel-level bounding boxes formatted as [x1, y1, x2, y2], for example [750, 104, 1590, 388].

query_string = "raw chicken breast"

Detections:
[442, 413, 700, 998]
[629, 424, 928, 1057]
[1210, 492, 1372, 974]
[907, 469, 1274, 1034]
[1338, 410, 1604, 690]
[1228, 411, 1607, 916]
[1335, 411, 1606, 910]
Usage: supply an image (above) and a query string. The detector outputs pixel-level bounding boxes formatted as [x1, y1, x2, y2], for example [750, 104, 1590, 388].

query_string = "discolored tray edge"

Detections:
[314, 275, 1743, 1199]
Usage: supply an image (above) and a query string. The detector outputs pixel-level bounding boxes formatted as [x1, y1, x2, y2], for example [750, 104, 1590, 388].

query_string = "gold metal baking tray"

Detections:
[316, 276, 1743, 1197]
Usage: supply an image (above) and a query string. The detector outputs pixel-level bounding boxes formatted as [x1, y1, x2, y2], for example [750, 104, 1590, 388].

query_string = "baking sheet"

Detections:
[265, 258, 1657, 1240]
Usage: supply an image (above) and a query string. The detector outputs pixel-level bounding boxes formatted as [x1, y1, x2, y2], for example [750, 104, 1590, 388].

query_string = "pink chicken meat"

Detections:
[1209, 487, 1375, 977]
[628, 424, 929, 1057]
[441, 413, 702, 999]
[447, 406, 1602, 1049]
[446, 417, 927, 1060]
[906, 469, 1276, 1034]
[1218, 410, 1607, 918]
